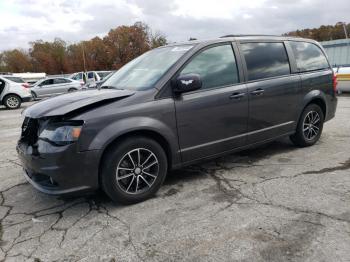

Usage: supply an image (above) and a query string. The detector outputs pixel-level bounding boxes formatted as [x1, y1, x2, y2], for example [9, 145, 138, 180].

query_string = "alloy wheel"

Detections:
[303, 111, 320, 140]
[116, 148, 159, 194]
[6, 96, 20, 108]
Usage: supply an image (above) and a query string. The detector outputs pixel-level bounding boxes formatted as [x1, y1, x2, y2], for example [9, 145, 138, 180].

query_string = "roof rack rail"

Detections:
[0, 72, 12, 75]
[220, 34, 282, 38]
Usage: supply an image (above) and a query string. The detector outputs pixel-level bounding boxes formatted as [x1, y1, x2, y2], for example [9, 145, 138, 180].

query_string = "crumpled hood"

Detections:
[23, 89, 135, 118]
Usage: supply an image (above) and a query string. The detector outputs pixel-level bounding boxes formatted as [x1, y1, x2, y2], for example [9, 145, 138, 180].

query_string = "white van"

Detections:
[69, 71, 112, 88]
[334, 67, 350, 93]
[0, 76, 32, 109]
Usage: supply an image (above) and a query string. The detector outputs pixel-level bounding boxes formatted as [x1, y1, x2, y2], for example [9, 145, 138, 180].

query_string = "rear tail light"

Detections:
[333, 74, 338, 94]
[22, 83, 30, 88]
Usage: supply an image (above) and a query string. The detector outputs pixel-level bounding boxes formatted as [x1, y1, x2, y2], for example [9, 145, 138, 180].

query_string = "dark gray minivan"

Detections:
[17, 36, 337, 204]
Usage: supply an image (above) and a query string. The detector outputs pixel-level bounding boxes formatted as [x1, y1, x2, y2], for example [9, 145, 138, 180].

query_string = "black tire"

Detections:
[31, 91, 37, 100]
[3, 94, 21, 109]
[290, 104, 324, 147]
[68, 88, 77, 92]
[101, 136, 168, 204]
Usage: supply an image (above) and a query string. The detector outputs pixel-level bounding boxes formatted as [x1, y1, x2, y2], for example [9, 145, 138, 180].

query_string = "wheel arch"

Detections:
[2, 93, 22, 104]
[97, 129, 175, 188]
[302, 90, 327, 118]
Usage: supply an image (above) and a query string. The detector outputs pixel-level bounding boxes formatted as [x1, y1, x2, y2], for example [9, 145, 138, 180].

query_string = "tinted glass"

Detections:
[87, 72, 94, 79]
[290, 41, 329, 72]
[241, 42, 290, 81]
[180, 44, 239, 89]
[54, 78, 68, 84]
[41, 79, 54, 86]
[103, 45, 193, 90]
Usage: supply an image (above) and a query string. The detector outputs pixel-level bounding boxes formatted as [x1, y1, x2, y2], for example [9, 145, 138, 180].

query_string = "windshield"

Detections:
[97, 72, 111, 79]
[4, 76, 25, 83]
[102, 45, 193, 90]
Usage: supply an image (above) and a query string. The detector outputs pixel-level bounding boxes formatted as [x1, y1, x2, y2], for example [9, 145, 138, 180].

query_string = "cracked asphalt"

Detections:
[1, 97, 350, 262]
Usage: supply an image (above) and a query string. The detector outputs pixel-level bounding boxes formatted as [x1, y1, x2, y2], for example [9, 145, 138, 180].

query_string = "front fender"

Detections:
[81, 116, 181, 167]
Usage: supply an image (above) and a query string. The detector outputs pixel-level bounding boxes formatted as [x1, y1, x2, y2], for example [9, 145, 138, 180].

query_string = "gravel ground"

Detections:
[0, 97, 350, 262]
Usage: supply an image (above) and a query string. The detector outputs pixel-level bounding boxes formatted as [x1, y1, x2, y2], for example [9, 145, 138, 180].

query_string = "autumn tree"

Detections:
[0, 22, 167, 74]
[104, 22, 151, 69]
[284, 22, 350, 41]
[29, 38, 68, 74]
[0, 49, 32, 73]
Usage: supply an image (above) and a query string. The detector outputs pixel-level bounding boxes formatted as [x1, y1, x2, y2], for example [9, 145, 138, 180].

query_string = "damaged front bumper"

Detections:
[17, 139, 100, 196]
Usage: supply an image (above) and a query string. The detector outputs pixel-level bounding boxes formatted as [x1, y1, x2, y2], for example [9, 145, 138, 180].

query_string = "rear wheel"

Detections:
[101, 136, 168, 204]
[3, 94, 21, 109]
[290, 104, 324, 147]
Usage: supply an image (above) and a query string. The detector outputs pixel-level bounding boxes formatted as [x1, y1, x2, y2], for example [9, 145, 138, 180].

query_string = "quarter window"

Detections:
[180, 44, 239, 90]
[290, 41, 329, 72]
[241, 42, 291, 81]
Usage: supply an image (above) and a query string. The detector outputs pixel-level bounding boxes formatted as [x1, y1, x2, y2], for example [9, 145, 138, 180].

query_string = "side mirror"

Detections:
[172, 74, 202, 94]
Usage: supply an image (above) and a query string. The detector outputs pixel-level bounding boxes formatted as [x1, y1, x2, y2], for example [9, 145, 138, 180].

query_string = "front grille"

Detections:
[20, 117, 39, 145]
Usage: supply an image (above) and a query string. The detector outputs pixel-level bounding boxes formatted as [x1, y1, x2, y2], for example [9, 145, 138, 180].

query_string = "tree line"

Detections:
[284, 22, 350, 42]
[0, 22, 167, 74]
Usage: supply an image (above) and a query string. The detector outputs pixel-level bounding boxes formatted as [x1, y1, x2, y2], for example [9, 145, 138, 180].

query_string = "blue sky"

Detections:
[0, 0, 349, 51]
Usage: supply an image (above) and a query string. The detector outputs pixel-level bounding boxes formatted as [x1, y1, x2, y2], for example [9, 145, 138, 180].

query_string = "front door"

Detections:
[239, 41, 301, 144]
[174, 43, 248, 163]
[37, 79, 57, 97]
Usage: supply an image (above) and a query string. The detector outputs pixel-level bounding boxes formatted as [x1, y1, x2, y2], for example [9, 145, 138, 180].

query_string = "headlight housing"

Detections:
[39, 121, 83, 146]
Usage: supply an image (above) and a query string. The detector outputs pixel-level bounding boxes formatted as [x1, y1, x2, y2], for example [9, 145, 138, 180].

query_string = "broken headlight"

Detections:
[38, 121, 83, 145]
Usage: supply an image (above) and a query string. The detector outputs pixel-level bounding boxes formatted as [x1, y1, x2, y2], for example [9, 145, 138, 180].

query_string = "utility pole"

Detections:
[342, 22, 349, 39]
[82, 42, 87, 72]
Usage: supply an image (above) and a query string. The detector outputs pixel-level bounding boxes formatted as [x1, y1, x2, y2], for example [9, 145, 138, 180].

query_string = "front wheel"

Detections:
[101, 136, 168, 204]
[31, 91, 37, 100]
[290, 104, 324, 147]
[3, 94, 21, 109]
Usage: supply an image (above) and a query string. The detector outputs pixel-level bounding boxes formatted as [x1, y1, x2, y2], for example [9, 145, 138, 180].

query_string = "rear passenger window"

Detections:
[180, 44, 239, 90]
[241, 42, 290, 81]
[290, 41, 329, 72]
[54, 78, 68, 84]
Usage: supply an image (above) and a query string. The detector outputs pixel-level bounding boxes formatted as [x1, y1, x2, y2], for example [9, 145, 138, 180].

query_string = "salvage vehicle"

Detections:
[0, 75, 32, 109]
[17, 36, 337, 204]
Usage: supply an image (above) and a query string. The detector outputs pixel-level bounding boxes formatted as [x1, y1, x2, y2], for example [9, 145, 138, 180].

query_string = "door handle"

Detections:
[229, 92, 245, 99]
[250, 88, 264, 95]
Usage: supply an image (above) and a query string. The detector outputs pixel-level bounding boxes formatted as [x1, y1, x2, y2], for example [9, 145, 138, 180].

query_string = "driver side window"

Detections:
[41, 79, 54, 86]
[180, 44, 239, 90]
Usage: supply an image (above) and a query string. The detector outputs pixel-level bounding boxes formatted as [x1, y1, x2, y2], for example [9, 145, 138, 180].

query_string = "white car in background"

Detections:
[69, 71, 112, 88]
[30, 77, 83, 99]
[334, 67, 350, 93]
[0, 75, 32, 109]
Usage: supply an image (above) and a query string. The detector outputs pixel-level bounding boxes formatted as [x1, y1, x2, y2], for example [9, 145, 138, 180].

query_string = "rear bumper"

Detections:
[16, 140, 100, 196]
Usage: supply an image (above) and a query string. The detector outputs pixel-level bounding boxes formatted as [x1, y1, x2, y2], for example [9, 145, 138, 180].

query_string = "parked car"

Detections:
[17, 36, 337, 204]
[96, 71, 116, 89]
[30, 77, 83, 99]
[334, 66, 350, 93]
[0, 75, 32, 109]
[70, 71, 112, 88]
